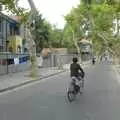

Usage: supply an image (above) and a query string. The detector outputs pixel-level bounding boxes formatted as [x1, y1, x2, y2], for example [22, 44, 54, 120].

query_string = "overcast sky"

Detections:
[18, 0, 80, 28]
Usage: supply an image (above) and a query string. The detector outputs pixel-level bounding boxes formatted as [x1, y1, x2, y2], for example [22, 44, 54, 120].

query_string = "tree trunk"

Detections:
[25, 27, 36, 77]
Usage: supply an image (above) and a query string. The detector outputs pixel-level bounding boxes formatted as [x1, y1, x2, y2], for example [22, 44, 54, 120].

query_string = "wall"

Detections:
[0, 53, 29, 75]
[15, 36, 22, 53]
[8, 36, 23, 53]
[41, 48, 68, 57]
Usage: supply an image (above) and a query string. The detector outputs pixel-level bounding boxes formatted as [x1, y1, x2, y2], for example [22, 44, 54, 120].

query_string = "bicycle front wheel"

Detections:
[67, 91, 76, 102]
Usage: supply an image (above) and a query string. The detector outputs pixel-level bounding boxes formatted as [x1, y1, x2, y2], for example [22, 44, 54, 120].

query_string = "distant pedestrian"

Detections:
[100, 56, 102, 61]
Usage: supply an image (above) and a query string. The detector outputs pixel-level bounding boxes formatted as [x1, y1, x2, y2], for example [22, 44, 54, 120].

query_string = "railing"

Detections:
[0, 53, 29, 75]
[0, 52, 90, 75]
[41, 53, 76, 68]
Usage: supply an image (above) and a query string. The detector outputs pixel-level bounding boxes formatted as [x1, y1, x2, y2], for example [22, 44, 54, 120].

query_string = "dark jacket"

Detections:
[70, 63, 85, 77]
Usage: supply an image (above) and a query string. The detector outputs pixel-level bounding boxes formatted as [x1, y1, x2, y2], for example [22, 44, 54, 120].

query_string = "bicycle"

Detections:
[67, 76, 84, 102]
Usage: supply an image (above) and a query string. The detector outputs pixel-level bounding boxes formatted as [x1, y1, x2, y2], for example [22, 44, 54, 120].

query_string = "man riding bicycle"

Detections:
[70, 57, 85, 91]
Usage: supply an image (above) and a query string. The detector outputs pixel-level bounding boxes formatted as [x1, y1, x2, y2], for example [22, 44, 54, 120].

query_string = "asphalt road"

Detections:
[0, 63, 120, 120]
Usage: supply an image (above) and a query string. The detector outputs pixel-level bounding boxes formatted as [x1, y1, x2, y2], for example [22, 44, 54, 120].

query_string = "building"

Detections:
[41, 48, 68, 58]
[0, 12, 24, 53]
[77, 38, 92, 61]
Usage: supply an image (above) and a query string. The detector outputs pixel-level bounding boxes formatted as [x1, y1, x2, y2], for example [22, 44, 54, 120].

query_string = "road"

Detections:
[0, 63, 120, 120]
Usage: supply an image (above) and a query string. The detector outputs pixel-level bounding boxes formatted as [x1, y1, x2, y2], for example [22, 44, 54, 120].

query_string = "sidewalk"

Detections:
[112, 64, 120, 84]
[113, 64, 120, 74]
[0, 61, 91, 93]
[0, 67, 65, 92]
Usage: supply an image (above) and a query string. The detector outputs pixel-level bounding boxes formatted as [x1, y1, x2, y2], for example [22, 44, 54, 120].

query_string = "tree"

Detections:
[64, 1, 120, 58]
[49, 26, 64, 48]
[63, 24, 76, 47]
[31, 13, 50, 53]
[1, 0, 38, 77]
[0, 0, 27, 16]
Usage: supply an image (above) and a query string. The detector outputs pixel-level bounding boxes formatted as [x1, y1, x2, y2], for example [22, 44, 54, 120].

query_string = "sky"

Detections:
[18, 0, 80, 28]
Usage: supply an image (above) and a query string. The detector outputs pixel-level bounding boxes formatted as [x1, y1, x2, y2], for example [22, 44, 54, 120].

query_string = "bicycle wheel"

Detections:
[67, 91, 75, 102]
[79, 80, 84, 94]
[67, 82, 76, 102]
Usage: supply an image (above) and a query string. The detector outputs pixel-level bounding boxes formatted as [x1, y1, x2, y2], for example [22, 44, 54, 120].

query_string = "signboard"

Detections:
[81, 45, 91, 52]
[37, 56, 43, 67]
[14, 58, 19, 65]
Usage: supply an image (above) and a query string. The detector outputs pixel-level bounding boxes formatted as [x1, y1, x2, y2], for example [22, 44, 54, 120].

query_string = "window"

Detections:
[10, 27, 13, 35]
[15, 27, 20, 35]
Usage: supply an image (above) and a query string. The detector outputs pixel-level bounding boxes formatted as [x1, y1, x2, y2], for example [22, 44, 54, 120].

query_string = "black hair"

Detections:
[73, 57, 78, 63]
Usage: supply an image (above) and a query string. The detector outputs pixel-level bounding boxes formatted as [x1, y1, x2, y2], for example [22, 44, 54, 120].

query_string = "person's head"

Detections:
[72, 57, 78, 63]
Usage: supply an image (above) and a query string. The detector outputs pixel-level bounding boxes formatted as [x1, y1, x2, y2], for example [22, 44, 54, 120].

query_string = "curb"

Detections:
[0, 70, 67, 93]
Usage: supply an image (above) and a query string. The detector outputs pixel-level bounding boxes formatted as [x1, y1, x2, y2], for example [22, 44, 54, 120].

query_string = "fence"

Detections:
[42, 53, 76, 68]
[0, 53, 76, 75]
[0, 53, 29, 75]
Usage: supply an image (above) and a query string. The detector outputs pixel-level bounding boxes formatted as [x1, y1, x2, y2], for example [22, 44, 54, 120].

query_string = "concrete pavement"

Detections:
[0, 63, 120, 120]
[112, 64, 120, 84]
[0, 67, 65, 93]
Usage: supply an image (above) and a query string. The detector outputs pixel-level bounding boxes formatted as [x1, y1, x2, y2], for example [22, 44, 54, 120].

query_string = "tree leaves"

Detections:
[0, 0, 27, 15]
[64, 1, 120, 55]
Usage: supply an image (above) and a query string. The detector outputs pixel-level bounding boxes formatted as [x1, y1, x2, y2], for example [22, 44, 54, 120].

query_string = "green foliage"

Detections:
[1, 1, 68, 51]
[91, 4, 115, 31]
[31, 13, 51, 53]
[49, 27, 63, 48]
[0, 0, 27, 15]
[63, 23, 76, 48]
[64, 1, 120, 56]
[2, 0, 120, 55]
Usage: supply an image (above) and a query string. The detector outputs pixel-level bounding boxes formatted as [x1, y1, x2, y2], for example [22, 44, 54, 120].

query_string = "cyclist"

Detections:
[70, 57, 85, 92]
